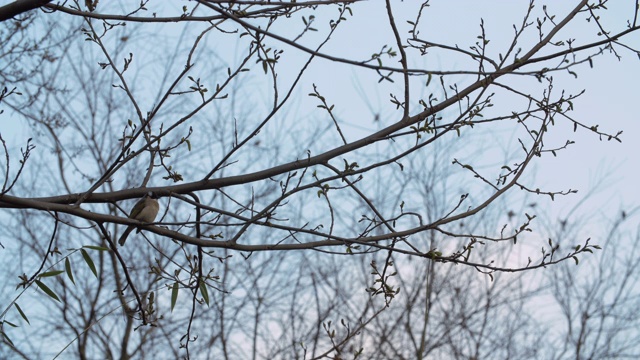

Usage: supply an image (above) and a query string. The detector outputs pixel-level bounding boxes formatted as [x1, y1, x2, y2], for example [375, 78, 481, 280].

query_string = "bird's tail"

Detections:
[118, 225, 135, 246]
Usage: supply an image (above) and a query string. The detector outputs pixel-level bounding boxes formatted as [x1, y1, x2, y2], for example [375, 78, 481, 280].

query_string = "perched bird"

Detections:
[118, 192, 159, 246]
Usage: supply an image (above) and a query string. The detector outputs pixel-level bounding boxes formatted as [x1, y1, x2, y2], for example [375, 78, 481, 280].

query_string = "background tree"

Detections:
[0, 1, 639, 359]
[540, 207, 640, 359]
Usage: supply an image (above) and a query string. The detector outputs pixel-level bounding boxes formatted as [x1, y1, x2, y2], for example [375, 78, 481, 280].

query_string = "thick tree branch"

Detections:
[0, 0, 51, 21]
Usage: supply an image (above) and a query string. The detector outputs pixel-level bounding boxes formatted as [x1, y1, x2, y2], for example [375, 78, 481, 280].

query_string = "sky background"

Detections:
[325, 1, 639, 222]
[0, 1, 639, 357]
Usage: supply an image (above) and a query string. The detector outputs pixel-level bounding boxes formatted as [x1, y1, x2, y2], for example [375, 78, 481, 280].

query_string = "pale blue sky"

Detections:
[1, 1, 638, 358]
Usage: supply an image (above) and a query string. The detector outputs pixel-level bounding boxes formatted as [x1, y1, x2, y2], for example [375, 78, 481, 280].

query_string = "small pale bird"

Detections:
[118, 192, 159, 246]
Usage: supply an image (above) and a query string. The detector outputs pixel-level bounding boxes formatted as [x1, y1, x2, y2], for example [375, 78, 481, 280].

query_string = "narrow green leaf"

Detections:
[83, 245, 109, 251]
[80, 249, 98, 278]
[199, 281, 210, 306]
[171, 282, 179, 312]
[1, 329, 15, 347]
[38, 270, 64, 278]
[65, 258, 75, 285]
[35, 280, 60, 302]
[14, 303, 29, 325]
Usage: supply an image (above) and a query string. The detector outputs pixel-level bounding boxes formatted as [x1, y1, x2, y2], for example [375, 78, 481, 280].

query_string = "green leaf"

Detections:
[80, 249, 98, 278]
[1, 328, 15, 347]
[14, 303, 29, 325]
[572, 256, 579, 265]
[35, 280, 60, 302]
[65, 258, 75, 285]
[83, 245, 110, 251]
[171, 282, 179, 312]
[3, 320, 17, 328]
[199, 281, 210, 306]
[38, 270, 64, 278]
